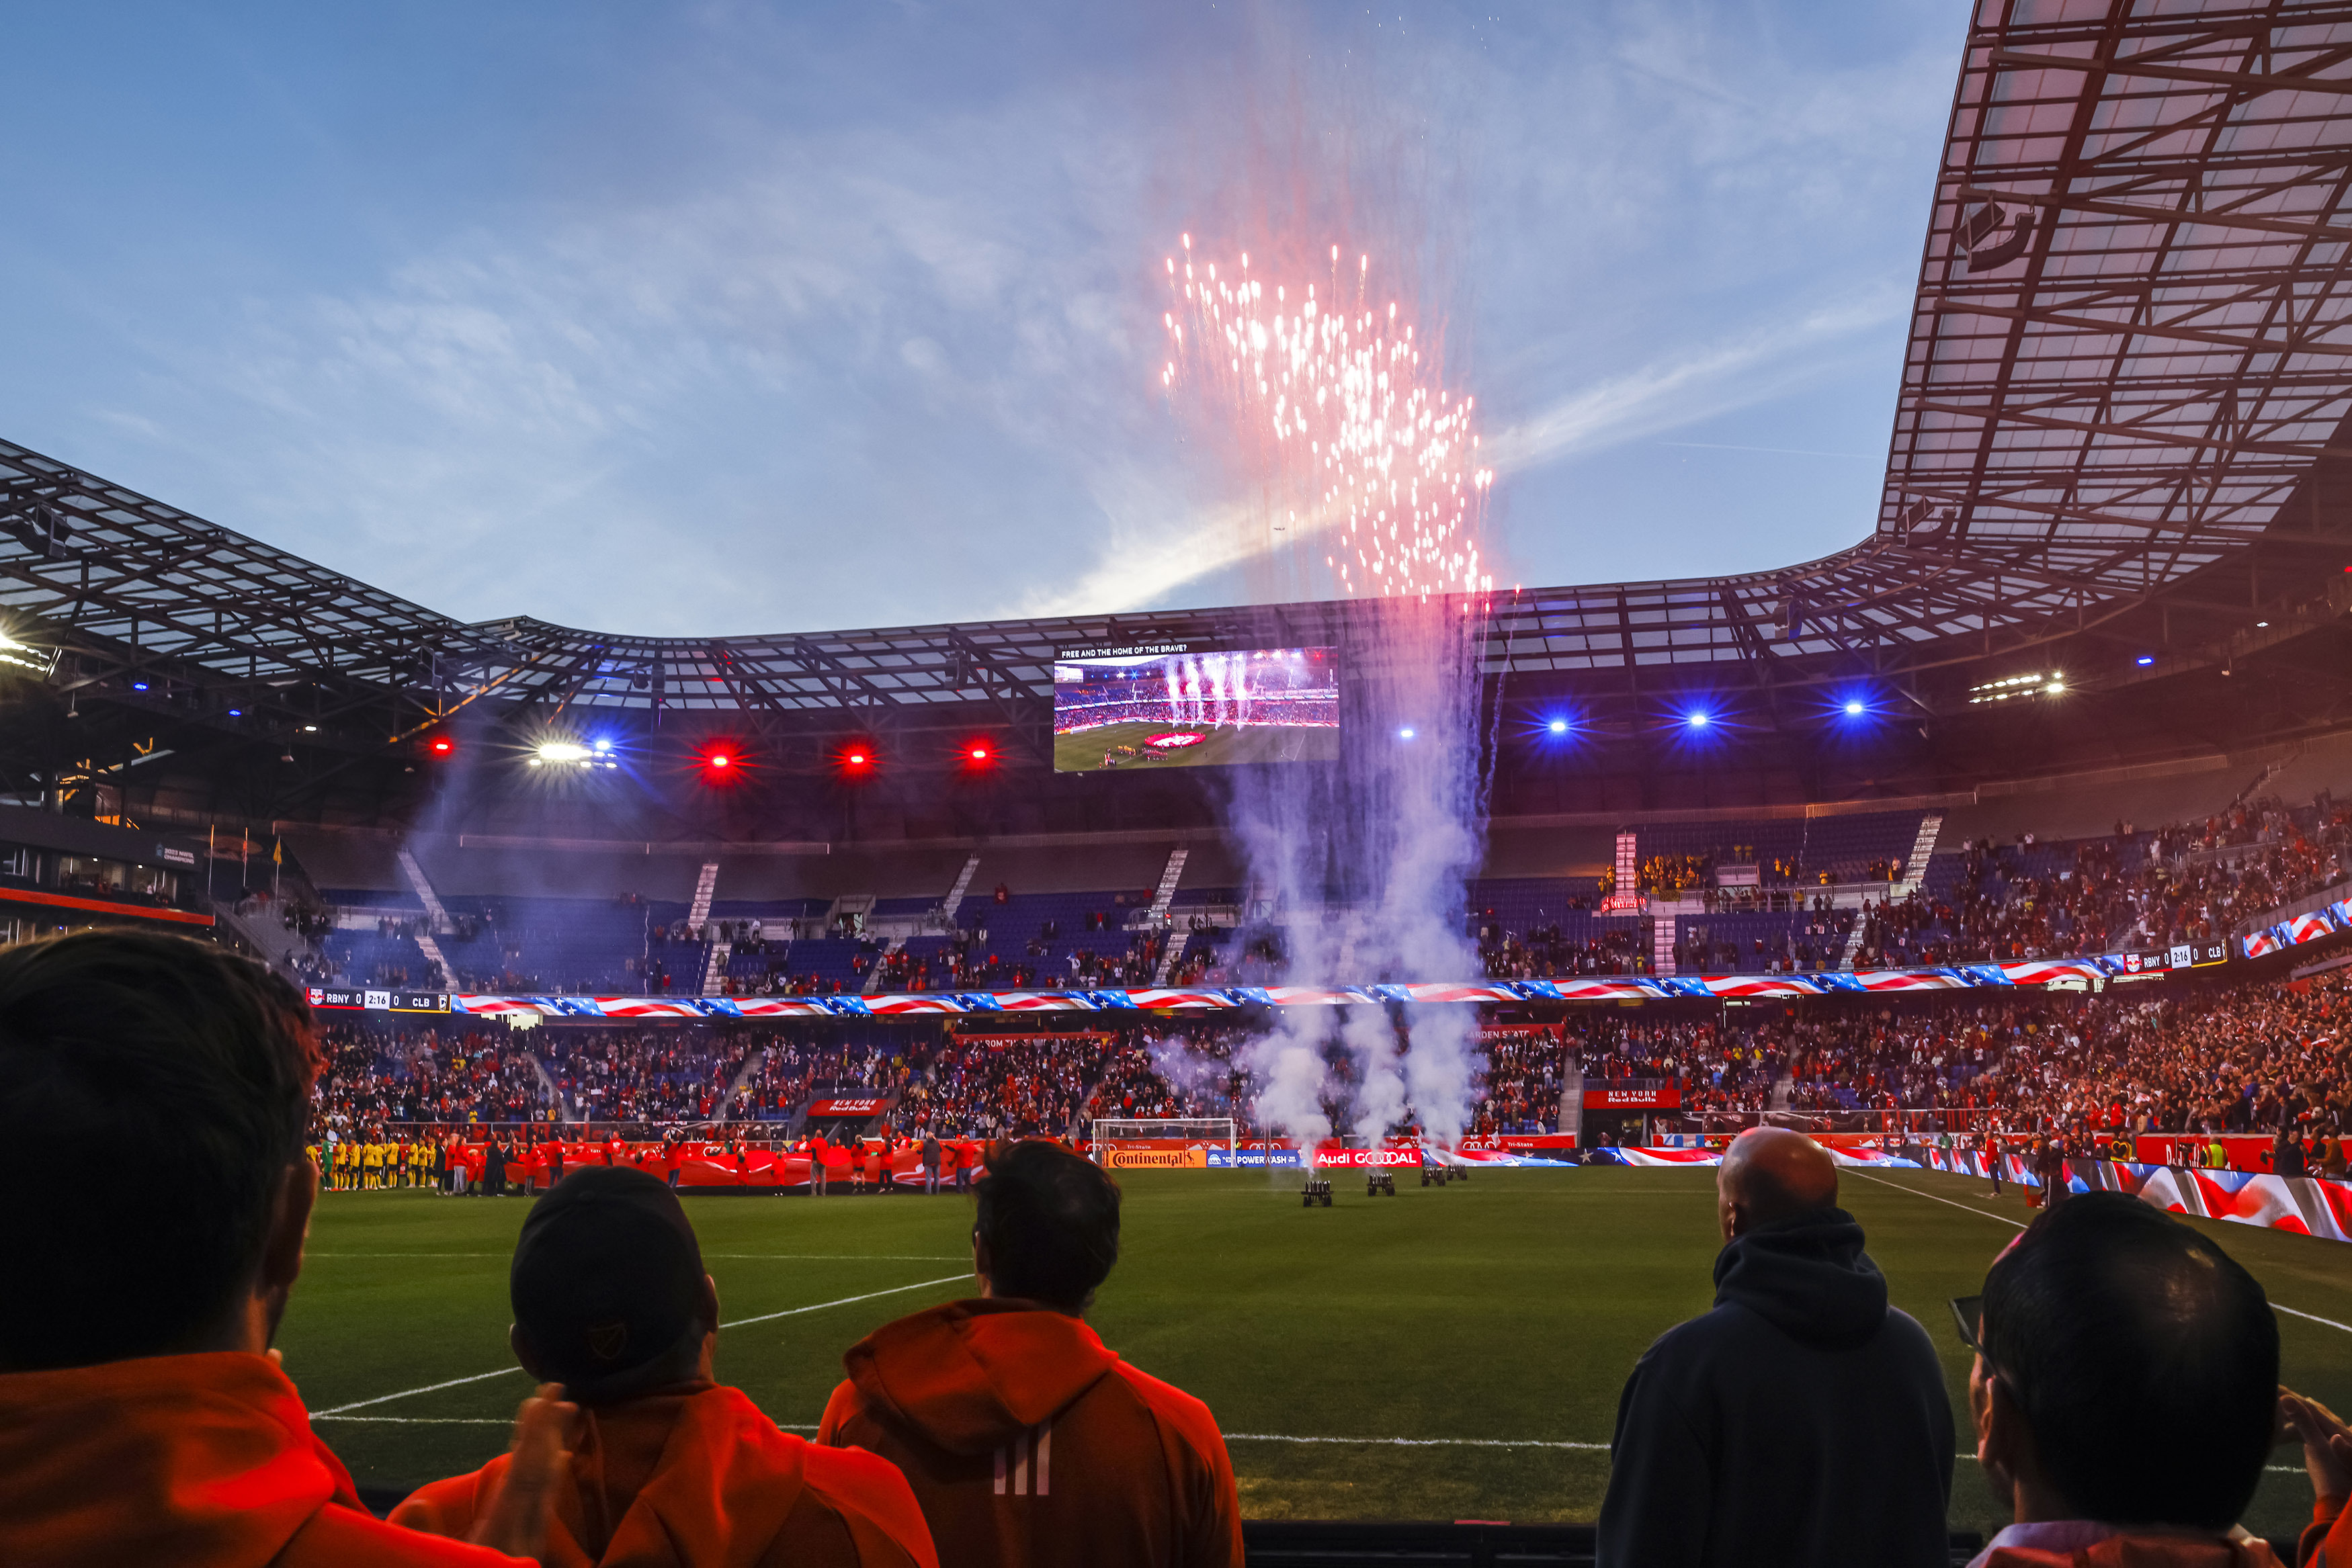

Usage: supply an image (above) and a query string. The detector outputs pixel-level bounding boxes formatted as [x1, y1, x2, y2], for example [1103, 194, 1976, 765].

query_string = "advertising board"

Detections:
[1103, 1146, 1208, 1170]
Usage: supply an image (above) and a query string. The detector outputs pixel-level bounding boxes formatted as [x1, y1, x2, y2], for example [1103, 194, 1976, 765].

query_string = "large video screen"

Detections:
[1052, 643, 1339, 772]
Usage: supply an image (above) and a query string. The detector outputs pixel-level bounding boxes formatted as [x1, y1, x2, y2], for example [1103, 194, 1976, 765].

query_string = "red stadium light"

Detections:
[429, 738, 454, 756]
[696, 740, 746, 785]
[968, 744, 991, 762]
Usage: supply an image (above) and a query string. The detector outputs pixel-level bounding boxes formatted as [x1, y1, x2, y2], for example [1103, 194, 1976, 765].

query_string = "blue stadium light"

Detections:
[1843, 699, 1865, 717]
[1548, 717, 1569, 735]
[592, 737, 613, 752]
[1685, 711, 1709, 729]
[2136, 655, 2154, 666]
[227, 708, 241, 717]
[1397, 726, 1417, 740]
[131, 681, 147, 691]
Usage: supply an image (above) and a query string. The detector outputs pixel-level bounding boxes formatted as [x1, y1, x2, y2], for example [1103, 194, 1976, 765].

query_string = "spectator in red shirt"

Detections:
[397, 1168, 935, 1567]
[0, 930, 562, 1568]
[818, 1139, 1242, 1568]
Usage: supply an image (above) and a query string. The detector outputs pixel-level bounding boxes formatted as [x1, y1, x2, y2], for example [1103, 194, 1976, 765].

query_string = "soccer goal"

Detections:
[1089, 1117, 1238, 1157]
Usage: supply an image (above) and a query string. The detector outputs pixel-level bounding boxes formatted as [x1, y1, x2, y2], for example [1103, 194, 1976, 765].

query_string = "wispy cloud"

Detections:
[1481, 286, 1908, 476]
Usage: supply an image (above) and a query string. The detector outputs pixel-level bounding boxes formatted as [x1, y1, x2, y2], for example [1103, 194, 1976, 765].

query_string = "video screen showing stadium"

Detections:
[1052, 644, 1339, 772]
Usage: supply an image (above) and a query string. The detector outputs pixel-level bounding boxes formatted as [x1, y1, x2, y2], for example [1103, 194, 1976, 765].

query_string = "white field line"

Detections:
[1851, 1170, 2352, 1342]
[290, 1419, 2301, 1473]
[1847, 1169, 2025, 1230]
[308, 1273, 966, 1416]
[308, 1254, 968, 1261]
[2276, 1303, 2352, 1334]
[1225, 1433, 1609, 1450]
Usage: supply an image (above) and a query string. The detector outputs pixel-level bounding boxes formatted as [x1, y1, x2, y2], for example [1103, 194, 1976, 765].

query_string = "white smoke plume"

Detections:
[1239, 1008, 1335, 1152]
[1220, 596, 1491, 1158]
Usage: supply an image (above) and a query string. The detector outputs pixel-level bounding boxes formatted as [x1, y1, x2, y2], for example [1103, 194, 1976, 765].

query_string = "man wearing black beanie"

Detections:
[394, 1167, 939, 1568]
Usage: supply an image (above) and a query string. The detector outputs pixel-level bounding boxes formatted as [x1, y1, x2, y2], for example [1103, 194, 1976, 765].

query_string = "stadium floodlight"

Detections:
[1398, 726, 1416, 740]
[2044, 677, 2065, 695]
[1548, 718, 1569, 735]
[592, 738, 612, 752]
[536, 740, 592, 765]
[1686, 711, 1709, 728]
[1844, 700, 1865, 717]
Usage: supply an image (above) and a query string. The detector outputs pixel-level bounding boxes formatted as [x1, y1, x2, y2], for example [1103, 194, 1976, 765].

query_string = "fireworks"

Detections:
[1161, 234, 1495, 599]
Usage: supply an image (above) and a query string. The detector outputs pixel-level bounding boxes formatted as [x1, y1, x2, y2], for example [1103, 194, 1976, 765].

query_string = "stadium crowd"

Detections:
[300, 959, 2352, 1164]
[1854, 794, 2349, 967]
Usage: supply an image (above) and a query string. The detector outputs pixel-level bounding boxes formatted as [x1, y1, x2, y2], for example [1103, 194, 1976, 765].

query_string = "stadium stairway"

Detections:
[519, 1051, 562, 1119]
[862, 935, 908, 996]
[721, 1048, 765, 1117]
[1150, 848, 1191, 983]
[686, 860, 720, 930]
[393, 847, 454, 984]
[213, 899, 319, 985]
[939, 854, 983, 922]
[1896, 813, 1944, 894]
[700, 941, 731, 996]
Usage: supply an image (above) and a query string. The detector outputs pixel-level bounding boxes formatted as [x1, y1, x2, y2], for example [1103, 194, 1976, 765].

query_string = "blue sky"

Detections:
[0, 1, 1961, 637]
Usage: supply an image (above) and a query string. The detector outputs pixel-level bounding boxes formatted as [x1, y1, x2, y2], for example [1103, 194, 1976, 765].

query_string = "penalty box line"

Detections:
[309, 1272, 968, 1418]
[303, 1423, 2294, 1475]
[1849, 1170, 2352, 1338]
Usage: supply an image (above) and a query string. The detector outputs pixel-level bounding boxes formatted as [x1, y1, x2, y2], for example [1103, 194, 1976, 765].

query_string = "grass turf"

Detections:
[1050, 721, 1338, 772]
[282, 1166, 2352, 1537]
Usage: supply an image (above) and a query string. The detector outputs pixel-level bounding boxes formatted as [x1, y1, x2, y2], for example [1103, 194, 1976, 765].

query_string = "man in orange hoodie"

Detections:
[818, 1138, 1244, 1568]
[0, 929, 565, 1567]
[396, 1166, 938, 1568]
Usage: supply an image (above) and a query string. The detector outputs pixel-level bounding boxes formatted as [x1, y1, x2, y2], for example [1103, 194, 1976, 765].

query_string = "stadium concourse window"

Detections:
[54, 852, 179, 905]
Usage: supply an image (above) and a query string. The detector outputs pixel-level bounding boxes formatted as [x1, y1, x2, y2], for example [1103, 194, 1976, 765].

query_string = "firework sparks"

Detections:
[1161, 236, 1495, 599]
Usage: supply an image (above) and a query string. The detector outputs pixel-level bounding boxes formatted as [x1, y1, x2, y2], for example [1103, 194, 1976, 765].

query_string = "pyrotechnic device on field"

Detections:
[1368, 1170, 1396, 1197]
[1301, 1176, 1333, 1208]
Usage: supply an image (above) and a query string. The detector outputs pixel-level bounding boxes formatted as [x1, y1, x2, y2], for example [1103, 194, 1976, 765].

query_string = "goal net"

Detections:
[1090, 1117, 1238, 1154]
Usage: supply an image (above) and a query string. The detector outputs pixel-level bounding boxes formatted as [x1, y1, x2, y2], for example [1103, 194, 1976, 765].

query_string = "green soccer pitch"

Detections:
[282, 1167, 2352, 1537]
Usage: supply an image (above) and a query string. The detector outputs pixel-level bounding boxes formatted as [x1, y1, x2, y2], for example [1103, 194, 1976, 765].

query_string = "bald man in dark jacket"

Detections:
[1597, 1129, 1952, 1568]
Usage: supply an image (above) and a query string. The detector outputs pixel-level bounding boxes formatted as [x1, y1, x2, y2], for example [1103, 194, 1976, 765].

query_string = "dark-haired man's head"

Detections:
[1715, 1127, 1839, 1240]
[0, 930, 321, 1370]
[1974, 1192, 2277, 1533]
[509, 1166, 718, 1405]
[972, 1140, 1120, 1315]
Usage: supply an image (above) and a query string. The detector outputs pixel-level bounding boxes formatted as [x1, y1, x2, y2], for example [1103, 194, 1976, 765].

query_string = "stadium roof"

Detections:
[1, 0, 2350, 761]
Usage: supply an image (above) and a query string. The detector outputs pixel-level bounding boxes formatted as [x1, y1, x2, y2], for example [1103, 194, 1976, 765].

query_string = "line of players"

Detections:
[316, 1124, 994, 1196]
